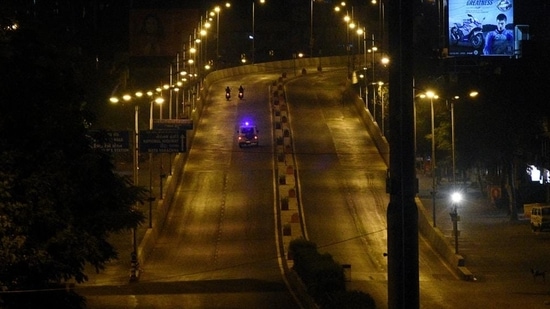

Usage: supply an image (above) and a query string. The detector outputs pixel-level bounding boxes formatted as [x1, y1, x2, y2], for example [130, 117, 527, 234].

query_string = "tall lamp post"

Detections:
[147, 93, 164, 228]
[358, 26, 367, 103]
[214, 6, 220, 60]
[449, 95, 458, 187]
[371, 0, 385, 47]
[213, 3, 231, 61]
[109, 93, 142, 281]
[368, 39, 377, 118]
[252, 0, 265, 64]
[422, 90, 439, 227]
[449, 91, 478, 186]
[450, 192, 462, 254]
[310, 0, 314, 57]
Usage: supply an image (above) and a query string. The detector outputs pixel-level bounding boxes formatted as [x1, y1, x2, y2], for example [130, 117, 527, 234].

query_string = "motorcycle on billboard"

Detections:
[449, 14, 485, 50]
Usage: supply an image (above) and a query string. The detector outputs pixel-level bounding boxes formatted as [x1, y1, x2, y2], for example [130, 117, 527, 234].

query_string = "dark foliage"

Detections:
[0, 4, 146, 307]
[324, 290, 377, 309]
[289, 238, 375, 308]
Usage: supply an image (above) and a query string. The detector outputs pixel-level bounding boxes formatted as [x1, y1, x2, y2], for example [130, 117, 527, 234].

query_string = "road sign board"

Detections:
[153, 119, 193, 130]
[89, 130, 130, 152]
[139, 130, 186, 153]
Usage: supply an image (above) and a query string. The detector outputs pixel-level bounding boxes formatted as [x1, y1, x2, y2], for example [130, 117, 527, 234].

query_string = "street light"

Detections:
[421, 90, 439, 227]
[335, 2, 352, 77]
[450, 191, 462, 253]
[344, 14, 351, 78]
[147, 93, 164, 228]
[252, 0, 265, 64]
[310, 0, 314, 57]
[214, 6, 221, 60]
[378, 81, 385, 136]
[109, 92, 144, 281]
[371, 0, 385, 47]
[368, 41, 377, 118]
[293, 52, 303, 76]
[348, 20, 356, 71]
[450, 91, 478, 186]
[359, 27, 368, 104]
[213, 3, 230, 61]
[202, 15, 211, 65]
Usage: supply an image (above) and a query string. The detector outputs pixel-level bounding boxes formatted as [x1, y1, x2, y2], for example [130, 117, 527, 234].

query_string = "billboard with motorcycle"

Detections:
[448, 0, 514, 57]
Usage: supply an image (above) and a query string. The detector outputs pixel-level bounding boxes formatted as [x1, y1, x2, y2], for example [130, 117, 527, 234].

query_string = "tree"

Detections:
[0, 8, 145, 308]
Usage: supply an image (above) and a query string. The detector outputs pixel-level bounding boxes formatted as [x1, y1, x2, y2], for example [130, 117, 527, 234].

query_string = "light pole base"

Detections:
[129, 252, 140, 282]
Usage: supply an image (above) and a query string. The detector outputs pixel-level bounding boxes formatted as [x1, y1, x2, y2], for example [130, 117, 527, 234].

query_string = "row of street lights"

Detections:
[109, 91, 165, 281]
[333, 2, 390, 136]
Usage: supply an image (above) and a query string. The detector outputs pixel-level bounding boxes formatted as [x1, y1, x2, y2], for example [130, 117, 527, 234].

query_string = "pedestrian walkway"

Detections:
[81, 152, 181, 286]
[416, 171, 532, 278]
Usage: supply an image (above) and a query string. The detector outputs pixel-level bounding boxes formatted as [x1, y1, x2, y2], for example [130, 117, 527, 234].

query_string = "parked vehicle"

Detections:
[531, 205, 550, 232]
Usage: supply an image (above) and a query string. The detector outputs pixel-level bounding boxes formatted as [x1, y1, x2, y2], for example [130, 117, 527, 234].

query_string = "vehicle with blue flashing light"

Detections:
[237, 122, 259, 148]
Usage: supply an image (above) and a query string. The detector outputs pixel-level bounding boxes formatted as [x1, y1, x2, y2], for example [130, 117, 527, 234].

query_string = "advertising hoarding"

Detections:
[448, 0, 514, 57]
[129, 9, 199, 57]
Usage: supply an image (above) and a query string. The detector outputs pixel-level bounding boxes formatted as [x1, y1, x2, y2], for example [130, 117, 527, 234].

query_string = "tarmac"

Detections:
[416, 169, 538, 277]
[81, 67, 550, 307]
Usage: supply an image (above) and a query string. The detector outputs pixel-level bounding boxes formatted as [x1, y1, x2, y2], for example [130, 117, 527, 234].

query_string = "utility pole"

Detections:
[386, 0, 419, 308]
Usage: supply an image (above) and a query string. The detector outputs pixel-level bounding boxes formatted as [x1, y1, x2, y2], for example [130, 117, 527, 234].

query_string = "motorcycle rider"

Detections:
[483, 13, 513, 55]
[226, 86, 231, 94]
[238, 85, 244, 94]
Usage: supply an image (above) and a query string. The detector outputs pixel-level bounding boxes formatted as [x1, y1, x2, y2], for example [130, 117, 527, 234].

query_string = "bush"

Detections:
[288, 239, 376, 308]
[288, 239, 345, 304]
[323, 290, 376, 309]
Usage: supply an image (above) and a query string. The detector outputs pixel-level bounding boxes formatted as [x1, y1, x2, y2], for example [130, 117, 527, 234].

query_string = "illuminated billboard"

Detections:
[448, 0, 514, 57]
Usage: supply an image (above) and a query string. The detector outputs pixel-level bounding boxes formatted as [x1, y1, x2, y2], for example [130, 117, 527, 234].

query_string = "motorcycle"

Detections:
[449, 14, 485, 49]
[238, 91, 244, 100]
[225, 91, 231, 101]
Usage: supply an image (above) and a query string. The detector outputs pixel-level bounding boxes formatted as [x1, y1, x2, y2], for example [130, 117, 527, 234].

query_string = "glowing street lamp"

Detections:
[450, 191, 463, 253]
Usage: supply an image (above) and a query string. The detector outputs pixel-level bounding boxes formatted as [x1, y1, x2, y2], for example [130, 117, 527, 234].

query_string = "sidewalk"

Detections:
[82, 152, 180, 286]
[416, 171, 530, 278]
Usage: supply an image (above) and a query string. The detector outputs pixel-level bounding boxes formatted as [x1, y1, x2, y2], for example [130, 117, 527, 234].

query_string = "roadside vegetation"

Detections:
[0, 4, 145, 308]
[289, 238, 376, 309]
